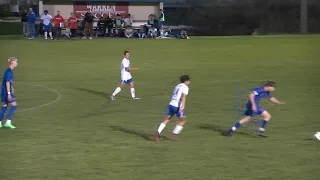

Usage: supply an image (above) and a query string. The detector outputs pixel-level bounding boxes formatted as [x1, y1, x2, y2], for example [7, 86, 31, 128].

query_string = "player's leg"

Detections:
[48, 24, 53, 39]
[4, 100, 17, 129]
[129, 81, 139, 100]
[258, 110, 271, 136]
[154, 106, 176, 141]
[44, 26, 48, 39]
[172, 110, 187, 136]
[111, 82, 125, 100]
[225, 116, 252, 136]
[0, 102, 8, 128]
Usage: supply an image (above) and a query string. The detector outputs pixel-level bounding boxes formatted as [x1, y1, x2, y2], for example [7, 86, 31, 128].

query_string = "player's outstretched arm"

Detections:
[125, 67, 139, 71]
[269, 97, 286, 105]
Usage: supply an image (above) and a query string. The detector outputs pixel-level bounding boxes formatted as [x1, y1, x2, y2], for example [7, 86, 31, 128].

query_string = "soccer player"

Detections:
[0, 57, 19, 129]
[111, 51, 140, 100]
[225, 81, 286, 137]
[154, 75, 191, 142]
[41, 10, 53, 40]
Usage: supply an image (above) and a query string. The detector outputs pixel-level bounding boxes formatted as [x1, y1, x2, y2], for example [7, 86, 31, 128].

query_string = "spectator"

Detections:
[105, 15, 113, 37]
[97, 17, 106, 37]
[52, 11, 65, 40]
[149, 26, 158, 38]
[180, 29, 190, 39]
[21, 9, 28, 36]
[138, 25, 146, 39]
[114, 14, 123, 36]
[83, 12, 94, 39]
[123, 14, 133, 28]
[124, 26, 133, 38]
[68, 12, 78, 39]
[147, 14, 155, 27]
[26, 8, 36, 39]
[159, 9, 165, 27]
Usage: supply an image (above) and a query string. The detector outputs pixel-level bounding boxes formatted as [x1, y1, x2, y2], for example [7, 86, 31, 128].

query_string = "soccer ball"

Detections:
[313, 132, 320, 141]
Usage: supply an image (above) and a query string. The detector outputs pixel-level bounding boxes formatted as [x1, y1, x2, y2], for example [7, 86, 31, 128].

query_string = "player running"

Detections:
[154, 75, 191, 142]
[225, 81, 286, 137]
[0, 57, 19, 129]
[111, 50, 140, 100]
[40, 10, 53, 40]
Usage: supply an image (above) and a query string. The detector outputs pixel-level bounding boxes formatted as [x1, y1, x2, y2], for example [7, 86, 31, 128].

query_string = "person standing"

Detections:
[68, 12, 78, 39]
[26, 8, 36, 39]
[83, 12, 94, 39]
[52, 11, 65, 40]
[21, 9, 28, 37]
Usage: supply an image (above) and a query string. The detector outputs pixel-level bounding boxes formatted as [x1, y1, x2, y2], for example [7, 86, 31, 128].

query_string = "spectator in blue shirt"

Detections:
[27, 8, 36, 39]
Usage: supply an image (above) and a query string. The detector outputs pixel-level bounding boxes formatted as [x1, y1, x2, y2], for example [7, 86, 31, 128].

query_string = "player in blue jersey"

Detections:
[0, 57, 18, 129]
[225, 81, 286, 137]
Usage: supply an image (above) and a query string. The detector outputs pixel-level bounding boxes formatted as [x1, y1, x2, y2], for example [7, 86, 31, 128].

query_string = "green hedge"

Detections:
[0, 22, 22, 35]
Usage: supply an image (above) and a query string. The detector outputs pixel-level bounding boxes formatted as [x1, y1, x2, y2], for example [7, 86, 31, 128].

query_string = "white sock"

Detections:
[6, 119, 11, 124]
[44, 32, 48, 38]
[49, 32, 53, 38]
[157, 123, 166, 134]
[112, 87, 121, 96]
[173, 125, 183, 135]
[130, 88, 135, 98]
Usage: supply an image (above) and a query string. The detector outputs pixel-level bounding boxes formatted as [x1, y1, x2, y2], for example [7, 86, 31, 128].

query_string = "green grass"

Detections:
[0, 36, 319, 180]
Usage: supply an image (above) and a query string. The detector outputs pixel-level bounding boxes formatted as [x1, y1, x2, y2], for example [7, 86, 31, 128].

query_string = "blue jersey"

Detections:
[247, 86, 272, 107]
[1, 68, 13, 94]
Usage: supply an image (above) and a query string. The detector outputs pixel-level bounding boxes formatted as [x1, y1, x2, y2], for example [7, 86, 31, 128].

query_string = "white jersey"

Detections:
[41, 14, 52, 25]
[169, 83, 189, 107]
[121, 58, 132, 81]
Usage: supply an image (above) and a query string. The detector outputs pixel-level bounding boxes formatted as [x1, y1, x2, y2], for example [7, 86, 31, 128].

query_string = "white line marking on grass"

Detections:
[15, 84, 62, 113]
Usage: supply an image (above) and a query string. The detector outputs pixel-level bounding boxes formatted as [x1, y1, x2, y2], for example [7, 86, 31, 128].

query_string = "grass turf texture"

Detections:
[0, 36, 319, 180]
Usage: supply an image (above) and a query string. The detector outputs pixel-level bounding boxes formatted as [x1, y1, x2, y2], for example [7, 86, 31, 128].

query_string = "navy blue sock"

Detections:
[0, 106, 7, 121]
[261, 120, 268, 129]
[227, 122, 241, 134]
[6, 106, 17, 120]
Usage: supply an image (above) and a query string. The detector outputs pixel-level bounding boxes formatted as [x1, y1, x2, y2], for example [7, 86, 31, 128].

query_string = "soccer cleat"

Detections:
[45, 37, 48, 40]
[89, 37, 92, 40]
[132, 97, 140, 100]
[4, 123, 16, 129]
[154, 132, 159, 142]
[224, 132, 232, 136]
[111, 95, 115, 100]
[169, 133, 181, 141]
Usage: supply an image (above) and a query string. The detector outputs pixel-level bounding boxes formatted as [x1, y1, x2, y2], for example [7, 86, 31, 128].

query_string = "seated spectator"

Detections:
[114, 14, 123, 36]
[138, 25, 146, 39]
[180, 29, 189, 39]
[105, 16, 114, 37]
[97, 17, 106, 37]
[147, 14, 155, 27]
[149, 26, 157, 38]
[123, 14, 133, 28]
[124, 26, 133, 38]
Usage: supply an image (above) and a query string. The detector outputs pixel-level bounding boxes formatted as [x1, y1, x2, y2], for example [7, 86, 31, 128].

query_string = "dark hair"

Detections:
[124, 50, 129, 55]
[44, 10, 48, 13]
[263, 80, 276, 87]
[180, 75, 190, 83]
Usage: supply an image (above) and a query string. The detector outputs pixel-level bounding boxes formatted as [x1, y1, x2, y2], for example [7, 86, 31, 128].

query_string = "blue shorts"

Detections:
[121, 78, 133, 84]
[159, 21, 165, 27]
[167, 105, 186, 118]
[43, 24, 52, 31]
[244, 105, 265, 116]
[1, 93, 15, 104]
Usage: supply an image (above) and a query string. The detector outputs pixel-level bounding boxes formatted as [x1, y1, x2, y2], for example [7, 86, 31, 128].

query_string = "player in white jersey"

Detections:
[154, 75, 191, 142]
[111, 50, 140, 100]
[40, 10, 53, 40]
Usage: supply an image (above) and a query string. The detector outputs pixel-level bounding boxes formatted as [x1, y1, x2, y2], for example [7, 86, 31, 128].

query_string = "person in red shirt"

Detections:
[52, 11, 65, 39]
[68, 12, 78, 39]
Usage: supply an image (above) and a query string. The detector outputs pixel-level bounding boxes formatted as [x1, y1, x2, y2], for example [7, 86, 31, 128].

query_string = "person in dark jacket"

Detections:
[97, 17, 106, 37]
[83, 12, 94, 39]
[105, 16, 113, 37]
[21, 9, 28, 36]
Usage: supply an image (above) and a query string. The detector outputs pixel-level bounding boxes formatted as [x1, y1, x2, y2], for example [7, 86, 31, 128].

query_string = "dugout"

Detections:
[40, 0, 166, 27]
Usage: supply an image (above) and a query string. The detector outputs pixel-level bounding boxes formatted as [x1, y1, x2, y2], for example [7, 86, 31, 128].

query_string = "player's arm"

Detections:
[5, 72, 12, 96]
[179, 93, 187, 111]
[269, 97, 286, 104]
[125, 67, 138, 71]
[249, 92, 257, 110]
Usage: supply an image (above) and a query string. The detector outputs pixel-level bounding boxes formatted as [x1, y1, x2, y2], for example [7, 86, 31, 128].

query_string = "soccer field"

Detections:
[0, 36, 319, 180]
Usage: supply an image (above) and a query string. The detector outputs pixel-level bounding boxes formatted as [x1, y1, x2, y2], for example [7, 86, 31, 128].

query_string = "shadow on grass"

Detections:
[74, 87, 130, 99]
[198, 124, 257, 138]
[109, 125, 172, 141]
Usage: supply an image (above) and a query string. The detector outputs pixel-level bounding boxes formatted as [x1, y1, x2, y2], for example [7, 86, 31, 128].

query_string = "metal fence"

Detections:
[165, 0, 320, 35]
